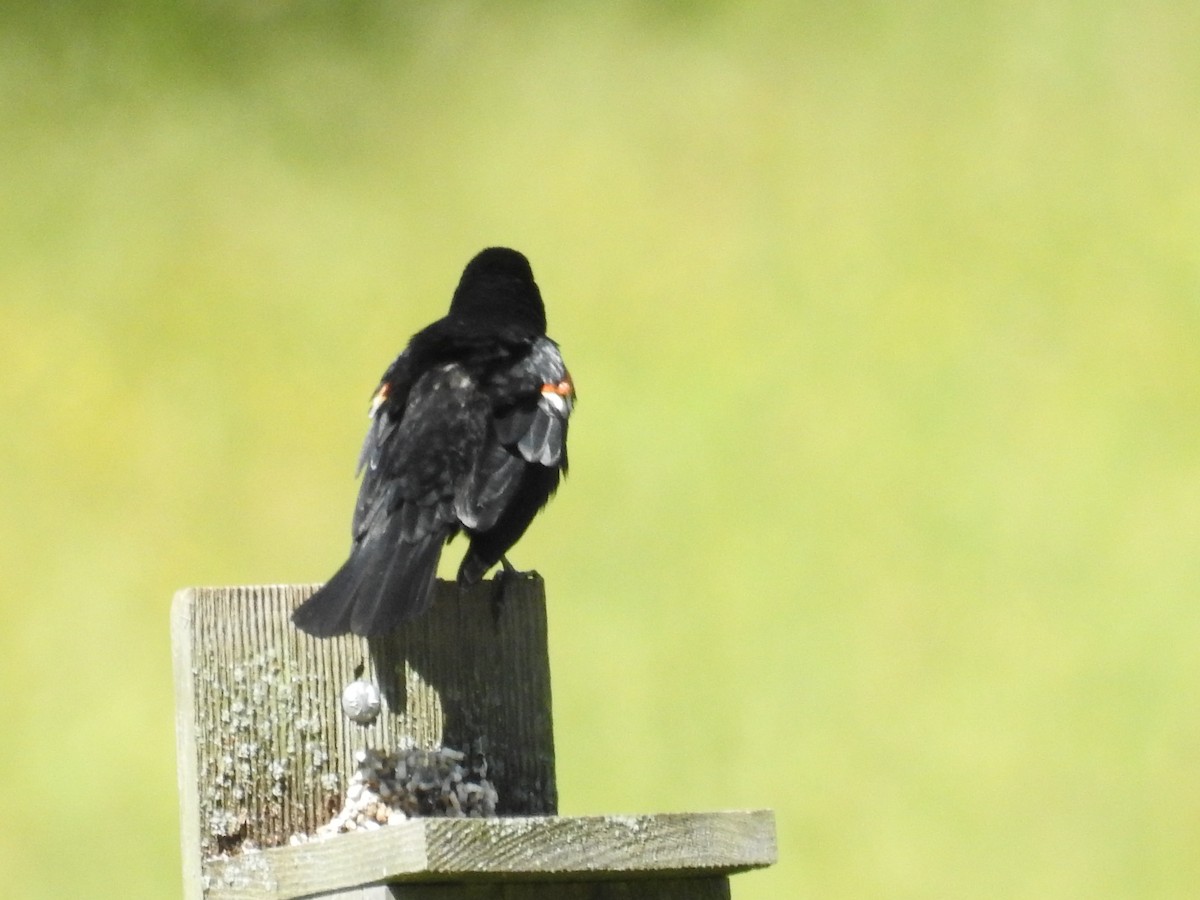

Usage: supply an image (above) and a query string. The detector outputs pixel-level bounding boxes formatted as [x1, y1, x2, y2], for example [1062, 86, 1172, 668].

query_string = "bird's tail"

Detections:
[292, 523, 446, 638]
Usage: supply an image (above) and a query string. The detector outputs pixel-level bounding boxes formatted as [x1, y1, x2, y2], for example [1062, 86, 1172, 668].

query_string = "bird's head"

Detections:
[448, 247, 547, 334]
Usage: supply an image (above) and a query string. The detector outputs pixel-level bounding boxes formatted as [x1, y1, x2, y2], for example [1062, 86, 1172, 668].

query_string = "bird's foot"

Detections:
[489, 556, 524, 625]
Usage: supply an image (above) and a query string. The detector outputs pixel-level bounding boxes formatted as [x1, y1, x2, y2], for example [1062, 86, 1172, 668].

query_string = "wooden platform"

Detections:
[173, 581, 776, 899]
[204, 811, 776, 899]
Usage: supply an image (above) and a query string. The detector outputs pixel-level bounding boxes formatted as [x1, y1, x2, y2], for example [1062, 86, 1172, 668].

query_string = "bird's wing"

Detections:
[322, 362, 490, 633]
[492, 336, 574, 468]
[354, 361, 490, 543]
[456, 337, 573, 533]
[295, 361, 491, 637]
[355, 351, 414, 480]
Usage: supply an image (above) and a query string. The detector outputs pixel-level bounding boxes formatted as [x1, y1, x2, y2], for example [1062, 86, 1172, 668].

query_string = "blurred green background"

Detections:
[3, 2, 1199, 897]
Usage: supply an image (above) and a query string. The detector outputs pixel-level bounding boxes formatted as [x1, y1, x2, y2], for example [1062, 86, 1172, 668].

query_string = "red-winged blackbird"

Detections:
[292, 247, 574, 637]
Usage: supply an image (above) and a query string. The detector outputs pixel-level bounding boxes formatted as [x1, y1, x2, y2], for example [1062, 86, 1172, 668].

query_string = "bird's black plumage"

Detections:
[292, 247, 574, 637]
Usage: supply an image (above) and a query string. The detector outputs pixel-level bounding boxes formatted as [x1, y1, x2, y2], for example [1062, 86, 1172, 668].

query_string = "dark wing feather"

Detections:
[293, 362, 490, 636]
[517, 406, 566, 467]
[494, 336, 572, 465]
[456, 337, 572, 584]
[456, 442, 526, 533]
[356, 351, 414, 479]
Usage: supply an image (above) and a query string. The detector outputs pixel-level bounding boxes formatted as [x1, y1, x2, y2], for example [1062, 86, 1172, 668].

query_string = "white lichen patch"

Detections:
[196, 646, 326, 859]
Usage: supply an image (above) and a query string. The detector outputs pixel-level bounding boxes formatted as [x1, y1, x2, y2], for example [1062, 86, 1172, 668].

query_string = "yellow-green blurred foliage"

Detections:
[3, 2, 1199, 896]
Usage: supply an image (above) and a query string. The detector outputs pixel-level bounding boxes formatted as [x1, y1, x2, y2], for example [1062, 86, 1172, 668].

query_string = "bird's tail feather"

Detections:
[292, 522, 446, 638]
[348, 530, 444, 637]
[291, 553, 363, 637]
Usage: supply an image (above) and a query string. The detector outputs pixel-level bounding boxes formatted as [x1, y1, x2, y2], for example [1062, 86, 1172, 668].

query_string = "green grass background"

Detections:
[3, 2, 1199, 896]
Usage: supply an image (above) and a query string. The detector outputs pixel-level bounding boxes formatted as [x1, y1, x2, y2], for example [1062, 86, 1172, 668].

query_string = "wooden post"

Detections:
[173, 579, 776, 899]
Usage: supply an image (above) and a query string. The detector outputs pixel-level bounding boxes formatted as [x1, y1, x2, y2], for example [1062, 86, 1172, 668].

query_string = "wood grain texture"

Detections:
[290, 888, 729, 900]
[208, 877, 730, 900]
[202, 812, 775, 900]
[173, 577, 557, 873]
[385, 877, 733, 899]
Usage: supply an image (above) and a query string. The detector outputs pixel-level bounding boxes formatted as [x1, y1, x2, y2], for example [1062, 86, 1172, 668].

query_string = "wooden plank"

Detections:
[202, 811, 776, 899]
[172, 578, 557, 868]
[174, 583, 206, 900]
[175, 581, 778, 899]
[216, 877, 731, 900]
[386, 877, 733, 899]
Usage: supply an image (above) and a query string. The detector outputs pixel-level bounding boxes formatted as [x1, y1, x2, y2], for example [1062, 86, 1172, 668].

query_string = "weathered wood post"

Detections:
[173, 577, 776, 899]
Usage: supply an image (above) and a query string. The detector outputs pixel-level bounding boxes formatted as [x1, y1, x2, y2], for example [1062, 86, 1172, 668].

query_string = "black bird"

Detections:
[292, 247, 574, 637]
